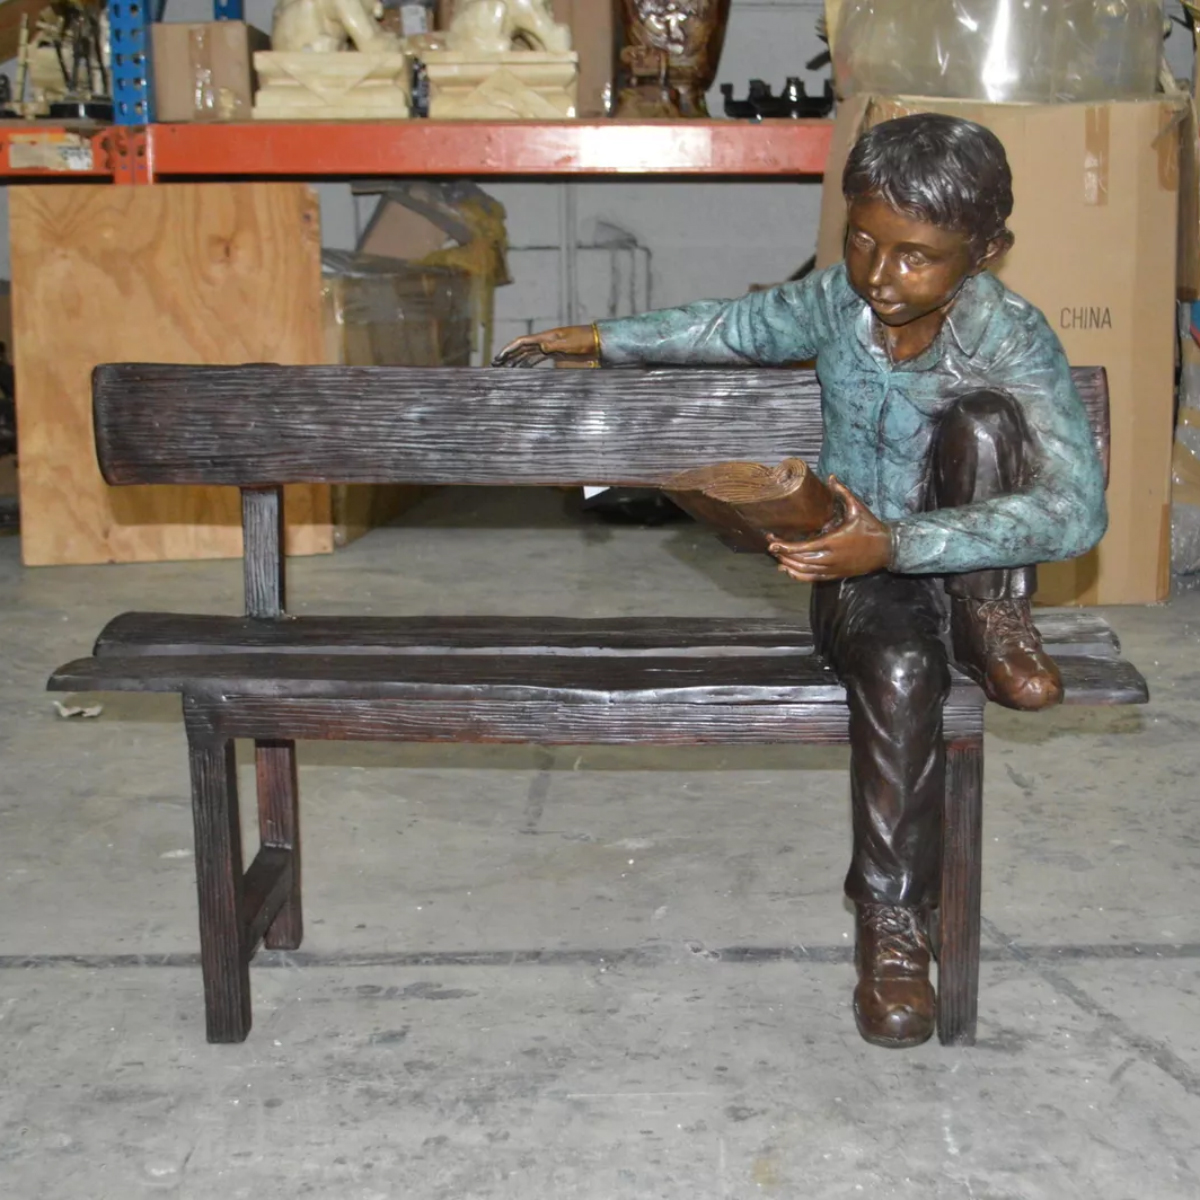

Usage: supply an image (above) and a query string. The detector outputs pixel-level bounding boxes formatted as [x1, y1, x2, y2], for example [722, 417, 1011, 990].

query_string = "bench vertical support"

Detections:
[938, 728, 984, 1046]
[256, 740, 302, 949]
[187, 729, 252, 1043]
[241, 486, 286, 618]
[241, 486, 304, 952]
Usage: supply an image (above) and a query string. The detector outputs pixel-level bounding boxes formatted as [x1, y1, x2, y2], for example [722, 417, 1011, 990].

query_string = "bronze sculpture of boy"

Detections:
[496, 114, 1107, 1048]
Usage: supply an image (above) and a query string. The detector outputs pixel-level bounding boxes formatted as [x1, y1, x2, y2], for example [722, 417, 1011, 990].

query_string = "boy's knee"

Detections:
[942, 389, 1024, 444]
[850, 639, 951, 706]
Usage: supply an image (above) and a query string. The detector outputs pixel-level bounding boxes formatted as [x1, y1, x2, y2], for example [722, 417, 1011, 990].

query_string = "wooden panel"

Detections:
[240, 846, 294, 955]
[184, 694, 988, 747]
[93, 609, 1123, 660]
[91, 365, 1110, 489]
[241, 488, 286, 618]
[186, 734, 252, 1043]
[9, 184, 332, 566]
[49, 650, 849, 704]
[938, 734, 984, 1046]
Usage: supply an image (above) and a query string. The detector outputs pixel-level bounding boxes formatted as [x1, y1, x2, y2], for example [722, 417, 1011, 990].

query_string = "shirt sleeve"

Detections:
[889, 313, 1108, 576]
[595, 273, 829, 367]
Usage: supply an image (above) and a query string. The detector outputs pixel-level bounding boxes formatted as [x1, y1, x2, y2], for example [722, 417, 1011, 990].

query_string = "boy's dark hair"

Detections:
[843, 113, 1014, 256]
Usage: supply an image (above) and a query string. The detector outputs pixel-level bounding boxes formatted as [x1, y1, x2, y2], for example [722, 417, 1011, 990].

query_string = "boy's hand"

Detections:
[493, 325, 599, 368]
[768, 477, 892, 582]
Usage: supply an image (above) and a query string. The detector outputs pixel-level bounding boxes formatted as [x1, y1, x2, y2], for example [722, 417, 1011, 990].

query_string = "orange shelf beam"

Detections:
[151, 119, 834, 178]
[0, 119, 834, 181]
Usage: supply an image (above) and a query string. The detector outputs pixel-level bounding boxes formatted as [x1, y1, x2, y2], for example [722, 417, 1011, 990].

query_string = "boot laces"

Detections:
[862, 903, 925, 958]
[976, 598, 1041, 653]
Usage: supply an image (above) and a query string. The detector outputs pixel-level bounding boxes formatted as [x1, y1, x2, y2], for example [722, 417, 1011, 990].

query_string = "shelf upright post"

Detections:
[107, 0, 156, 181]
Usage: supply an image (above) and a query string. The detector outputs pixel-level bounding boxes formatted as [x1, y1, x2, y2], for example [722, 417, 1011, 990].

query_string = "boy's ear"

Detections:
[972, 231, 1014, 274]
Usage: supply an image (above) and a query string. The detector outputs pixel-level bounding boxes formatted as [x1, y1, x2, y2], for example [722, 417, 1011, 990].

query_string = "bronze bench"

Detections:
[49, 363, 1148, 1046]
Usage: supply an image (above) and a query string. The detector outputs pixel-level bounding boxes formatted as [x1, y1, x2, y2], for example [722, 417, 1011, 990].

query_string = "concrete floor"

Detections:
[1, 486, 1198, 1200]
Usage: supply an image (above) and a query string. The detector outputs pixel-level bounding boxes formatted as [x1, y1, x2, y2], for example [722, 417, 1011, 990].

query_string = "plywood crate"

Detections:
[10, 185, 468, 565]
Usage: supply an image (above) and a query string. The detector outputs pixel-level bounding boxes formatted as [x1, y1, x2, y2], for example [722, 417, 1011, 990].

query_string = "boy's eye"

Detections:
[850, 230, 873, 249]
[902, 251, 928, 267]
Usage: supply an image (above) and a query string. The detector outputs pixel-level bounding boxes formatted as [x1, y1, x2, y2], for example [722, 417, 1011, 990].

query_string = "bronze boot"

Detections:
[951, 597, 1064, 711]
[854, 903, 936, 1048]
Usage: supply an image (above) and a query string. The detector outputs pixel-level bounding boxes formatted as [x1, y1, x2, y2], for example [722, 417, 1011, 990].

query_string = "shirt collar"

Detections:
[838, 264, 1002, 360]
[943, 270, 1002, 356]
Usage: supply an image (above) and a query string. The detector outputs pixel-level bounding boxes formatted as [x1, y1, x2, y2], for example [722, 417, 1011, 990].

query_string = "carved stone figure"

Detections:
[445, 0, 572, 55]
[271, 0, 399, 53]
[495, 115, 1109, 1050]
[617, 0, 731, 118]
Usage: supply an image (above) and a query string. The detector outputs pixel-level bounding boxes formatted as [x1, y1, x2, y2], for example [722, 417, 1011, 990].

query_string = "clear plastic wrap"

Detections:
[832, 0, 1165, 103]
[321, 252, 473, 367]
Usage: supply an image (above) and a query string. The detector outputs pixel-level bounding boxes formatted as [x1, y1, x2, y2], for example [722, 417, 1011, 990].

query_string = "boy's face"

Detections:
[844, 195, 985, 328]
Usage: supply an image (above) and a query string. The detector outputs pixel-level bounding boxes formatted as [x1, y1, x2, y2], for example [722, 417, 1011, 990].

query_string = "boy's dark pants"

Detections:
[812, 390, 1035, 910]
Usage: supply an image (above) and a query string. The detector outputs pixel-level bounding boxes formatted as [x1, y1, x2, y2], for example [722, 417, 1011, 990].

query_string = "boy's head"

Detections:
[844, 113, 1014, 258]
[841, 114, 1015, 329]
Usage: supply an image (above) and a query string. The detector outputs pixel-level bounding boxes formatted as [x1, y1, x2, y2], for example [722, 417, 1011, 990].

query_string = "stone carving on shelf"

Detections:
[616, 0, 732, 118]
[444, 0, 572, 55]
[420, 0, 577, 120]
[253, 51, 412, 120]
[271, 0, 400, 53]
[255, 0, 410, 119]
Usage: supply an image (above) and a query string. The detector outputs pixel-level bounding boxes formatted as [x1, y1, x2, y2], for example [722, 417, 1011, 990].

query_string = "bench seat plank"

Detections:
[50, 649, 1146, 707]
[51, 651, 848, 705]
[93, 610, 1123, 661]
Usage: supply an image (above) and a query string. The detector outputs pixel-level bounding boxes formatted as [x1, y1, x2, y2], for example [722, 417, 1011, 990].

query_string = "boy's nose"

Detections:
[867, 253, 889, 287]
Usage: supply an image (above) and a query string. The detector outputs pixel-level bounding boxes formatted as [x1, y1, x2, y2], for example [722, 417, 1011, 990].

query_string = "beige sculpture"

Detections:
[270, 0, 399, 53]
[445, 0, 572, 54]
[423, 0, 578, 119]
[255, 0, 410, 119]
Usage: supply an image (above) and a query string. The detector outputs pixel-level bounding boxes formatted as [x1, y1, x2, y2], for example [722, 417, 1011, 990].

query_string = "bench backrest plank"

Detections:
[93, 364, 1110, 489]
[92, 363, 1110, 619]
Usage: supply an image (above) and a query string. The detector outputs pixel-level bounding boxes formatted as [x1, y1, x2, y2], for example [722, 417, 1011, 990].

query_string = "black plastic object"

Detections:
[580, 487, 691, 527]
[721, 78, 834, 121]
[47, 99, 114, 122]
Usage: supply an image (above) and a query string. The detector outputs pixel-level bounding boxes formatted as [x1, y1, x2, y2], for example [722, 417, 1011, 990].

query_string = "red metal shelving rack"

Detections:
[0, 119, 834, 183]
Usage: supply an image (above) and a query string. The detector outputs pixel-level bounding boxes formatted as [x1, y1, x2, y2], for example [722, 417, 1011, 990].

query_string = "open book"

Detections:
[662, 457, 840, 553]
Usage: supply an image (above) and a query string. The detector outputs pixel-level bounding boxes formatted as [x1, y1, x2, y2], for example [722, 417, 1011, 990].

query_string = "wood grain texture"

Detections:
[92, 609, 1122, 660]
[51, 650, 848, 704]
[938, 734, 984, 1047]
[187, 735, 252, 1044]
[1055, 655, 1149, 706]
[9, 184, 331, 565]
[91, 365, 1110, 489]
[51, 646, 1146, 708]
[242, 489, 286, 618]
[240, 846, 294, 955]
[255, 741, 303, 950]
[183, 694, 989, 747]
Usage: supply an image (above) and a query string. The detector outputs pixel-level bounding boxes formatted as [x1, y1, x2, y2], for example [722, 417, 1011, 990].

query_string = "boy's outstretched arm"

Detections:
[494, 275, 829, 369]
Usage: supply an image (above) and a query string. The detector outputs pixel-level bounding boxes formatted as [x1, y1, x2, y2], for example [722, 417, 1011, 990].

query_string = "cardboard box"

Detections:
[152, 21, 270, 122]
[818, 95, 1183, 606]
[551, 0, 617, 117]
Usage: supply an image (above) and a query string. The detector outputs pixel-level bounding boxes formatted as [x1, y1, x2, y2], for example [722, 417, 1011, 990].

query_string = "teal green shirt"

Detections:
[596, 264, 1107, 576]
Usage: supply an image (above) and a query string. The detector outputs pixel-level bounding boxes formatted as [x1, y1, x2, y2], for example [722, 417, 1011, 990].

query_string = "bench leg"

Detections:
[188, 733, 252, 1044]
[256, 740, 303, 951]
[938, 733, 983, 1046]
